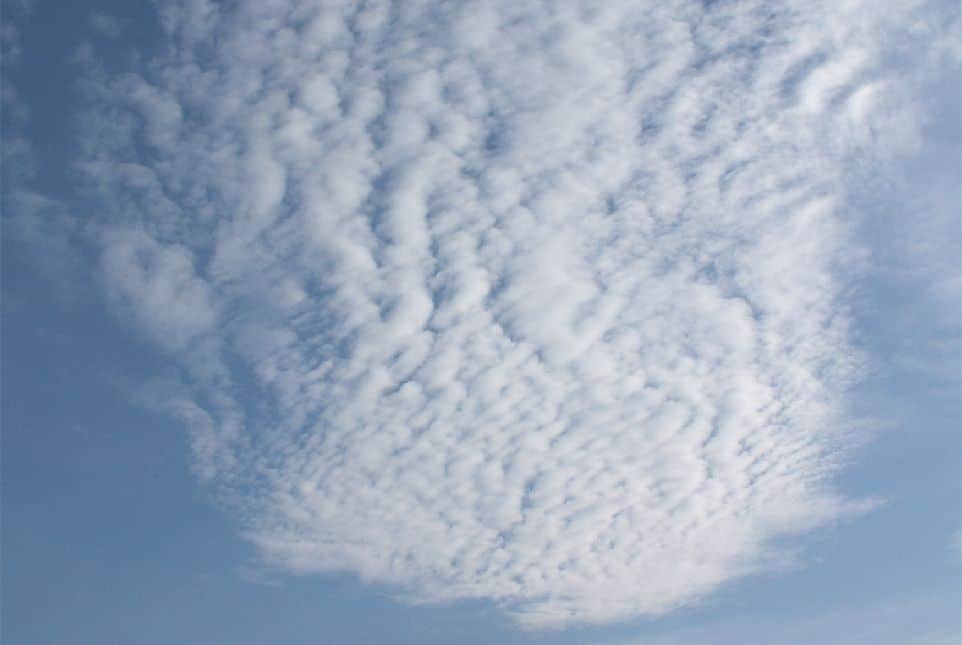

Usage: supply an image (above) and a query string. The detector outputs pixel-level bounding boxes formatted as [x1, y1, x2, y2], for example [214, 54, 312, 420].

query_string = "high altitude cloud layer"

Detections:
[67, 0, 955, 628]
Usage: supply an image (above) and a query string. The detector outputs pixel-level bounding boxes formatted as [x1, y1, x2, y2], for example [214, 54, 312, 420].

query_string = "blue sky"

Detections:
[2, 1, 960, 643]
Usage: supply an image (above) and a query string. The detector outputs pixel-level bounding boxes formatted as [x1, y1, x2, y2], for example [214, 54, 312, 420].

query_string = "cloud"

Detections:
[99, 228, 218, 350]
[598, 587, 961, 645]
[61, 0, 955, 629]
[1, 9, 90, 302]
[89, 11, 125, 39]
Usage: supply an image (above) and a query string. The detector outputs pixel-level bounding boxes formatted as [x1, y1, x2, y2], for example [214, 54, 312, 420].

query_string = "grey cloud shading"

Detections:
[70, 0, 956, 628]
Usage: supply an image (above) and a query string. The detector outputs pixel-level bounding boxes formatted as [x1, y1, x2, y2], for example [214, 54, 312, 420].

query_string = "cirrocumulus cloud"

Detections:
[72, 0, 952, 628]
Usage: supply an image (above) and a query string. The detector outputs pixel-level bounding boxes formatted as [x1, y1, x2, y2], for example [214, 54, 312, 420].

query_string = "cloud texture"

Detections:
[70, 0, 957, 628]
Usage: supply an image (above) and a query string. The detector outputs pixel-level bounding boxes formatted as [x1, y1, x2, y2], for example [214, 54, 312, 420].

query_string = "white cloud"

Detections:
[65, 0, 955, 629]
[99, 228, 217, 351]
[598, 587, 961, 645]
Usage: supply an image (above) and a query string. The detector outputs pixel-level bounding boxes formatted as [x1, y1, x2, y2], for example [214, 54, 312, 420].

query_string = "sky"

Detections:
[1, 0, 960, 643]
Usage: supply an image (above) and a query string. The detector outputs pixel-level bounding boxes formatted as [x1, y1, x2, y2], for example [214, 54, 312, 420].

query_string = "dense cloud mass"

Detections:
[65, 0, 956, 628]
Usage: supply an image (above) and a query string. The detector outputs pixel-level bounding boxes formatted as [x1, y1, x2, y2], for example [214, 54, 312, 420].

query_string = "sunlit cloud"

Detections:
[45, 0, 958, 628]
